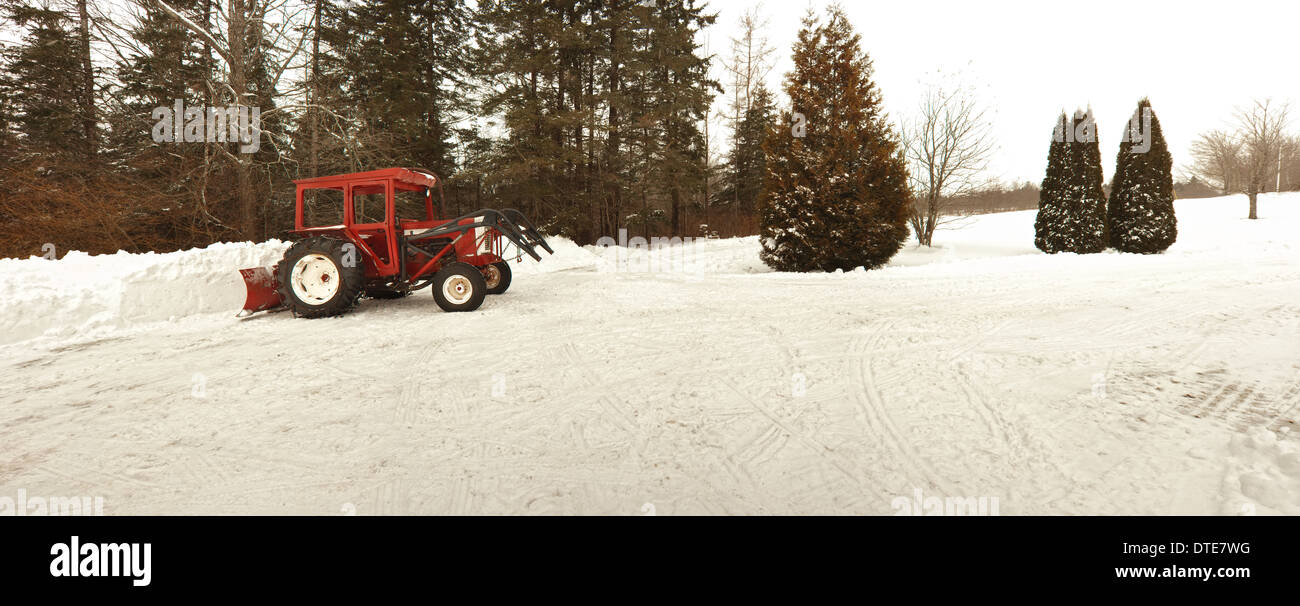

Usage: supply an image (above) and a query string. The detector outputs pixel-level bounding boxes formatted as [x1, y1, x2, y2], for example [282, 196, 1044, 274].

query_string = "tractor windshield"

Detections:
[395, 185, 432, 223]
[303, 187, 345, 227]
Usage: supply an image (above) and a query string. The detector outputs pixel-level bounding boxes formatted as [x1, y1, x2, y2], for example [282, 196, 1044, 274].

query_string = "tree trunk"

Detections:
[309, 0, 321, 178]
[228, 0, 258, 240]
[1248, 189, 1258, 220]
[671, 186, 681, 236]
[76, 0, 96, 159]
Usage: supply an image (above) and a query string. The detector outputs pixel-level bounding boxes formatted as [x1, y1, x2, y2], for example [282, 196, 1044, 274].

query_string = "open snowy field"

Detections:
[2, 194, 1298, 515]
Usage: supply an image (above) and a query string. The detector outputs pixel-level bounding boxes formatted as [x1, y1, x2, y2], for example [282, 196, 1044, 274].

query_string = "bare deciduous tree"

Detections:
[1234, 99, 1290, 219]
[1282, 135, 1300, 192]
[721, 5, 775, 133]
[901, 85, 996, 247]
[1189, 129, 1243, 196]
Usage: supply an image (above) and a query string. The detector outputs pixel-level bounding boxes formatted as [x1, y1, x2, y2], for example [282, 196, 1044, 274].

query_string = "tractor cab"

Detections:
[238, 168, 552, 318]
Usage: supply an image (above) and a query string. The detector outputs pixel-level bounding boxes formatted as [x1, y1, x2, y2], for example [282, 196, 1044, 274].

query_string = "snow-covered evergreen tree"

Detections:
[1035, 113, 1072, 253]
[1108, 99, 1177, 253]
[1069, 109, 1109, 253]
[1035, 110, 1107, 254]
[759, 7, 910, 272]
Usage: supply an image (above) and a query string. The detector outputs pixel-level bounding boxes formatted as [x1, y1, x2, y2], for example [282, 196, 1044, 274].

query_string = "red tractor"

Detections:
[239, 168, 551, 318]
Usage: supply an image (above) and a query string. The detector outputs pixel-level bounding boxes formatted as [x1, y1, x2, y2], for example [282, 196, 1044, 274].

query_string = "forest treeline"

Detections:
[0, 1, 1292, 260]
[0, 0, 758, 257]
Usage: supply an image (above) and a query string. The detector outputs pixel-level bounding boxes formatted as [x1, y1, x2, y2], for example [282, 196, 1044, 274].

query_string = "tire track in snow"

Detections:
[562, 342, 639, 434]
[720, 378, 888, 503]
[847, 321, 953, 496]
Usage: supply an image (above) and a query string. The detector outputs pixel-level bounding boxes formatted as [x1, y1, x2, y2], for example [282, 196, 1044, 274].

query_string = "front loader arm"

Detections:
[406, 208, 550, 262]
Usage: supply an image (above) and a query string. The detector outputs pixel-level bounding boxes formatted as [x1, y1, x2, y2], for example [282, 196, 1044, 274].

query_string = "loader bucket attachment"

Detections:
[501, 209, 554, 255]
[238, 267, 284, 317]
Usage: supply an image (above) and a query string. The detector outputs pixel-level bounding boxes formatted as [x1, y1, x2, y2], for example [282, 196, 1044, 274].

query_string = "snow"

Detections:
[0, 241, 290, 346]
[1, 193, 1297, 514]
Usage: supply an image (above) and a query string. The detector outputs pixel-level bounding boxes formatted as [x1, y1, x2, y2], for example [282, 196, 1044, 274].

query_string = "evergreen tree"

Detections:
[329, 0, 471, 175]
[722, 84, 775, 211]
[109, 0, 208, 171]
[476, 0, 716, 243]
[0, 44, 13, 164]
[1034, 113, 1071, 253]
[1034, 110, 1107, 254]
[642, 0, 716, 236]
[0, 3, 95, 164]
[758, 7, 910, 272]
[294, 0, 349, 178]
[1069, 108, 1108, 253]
[1108, 99, 1177, 253]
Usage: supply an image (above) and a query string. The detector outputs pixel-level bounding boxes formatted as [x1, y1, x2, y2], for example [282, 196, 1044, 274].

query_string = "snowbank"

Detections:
[0, 235, 593, 346]
[505, 235, 600, 275]
[0, 241, 289, 345]
[583, 234, 770, 274]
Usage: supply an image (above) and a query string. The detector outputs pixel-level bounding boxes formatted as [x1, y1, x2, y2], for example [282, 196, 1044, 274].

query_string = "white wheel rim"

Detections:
[290, 253, 341, 305]
[483, 265, 501, 289]
[442, 275, 474, 305]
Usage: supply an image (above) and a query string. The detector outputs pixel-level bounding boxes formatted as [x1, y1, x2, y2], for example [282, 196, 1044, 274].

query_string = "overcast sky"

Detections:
[703, 0, 1300, 184]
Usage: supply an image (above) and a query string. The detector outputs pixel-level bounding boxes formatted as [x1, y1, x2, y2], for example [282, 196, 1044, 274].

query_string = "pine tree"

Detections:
[723, 84, 775, 211]
[1108, 99, 1177, 253]
[109, 0, 208, 170]
[642, 0, 716, 236]
[477, 0, 716, 243]
[0, 3, 95, 164]
[1034, 110, 1107, 254]
[1068, 109, 1108, 253]
[0, 46, 13, 163]
[329, 0, 471, 175]
[758, 7, 910, 272]
[1034, 113, 1072, 253]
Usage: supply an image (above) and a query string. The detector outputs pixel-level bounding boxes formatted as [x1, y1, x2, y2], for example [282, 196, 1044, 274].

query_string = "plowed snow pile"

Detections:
[0, 236, 604, 346]
[1, 194, 1298, 515]
[0, 241, 290, 345]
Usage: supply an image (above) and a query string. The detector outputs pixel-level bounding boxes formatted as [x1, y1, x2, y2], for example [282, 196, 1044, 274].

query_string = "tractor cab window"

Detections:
[395, 187, 430, 223]
[352, 185, 386, 225]
[303, 187, 345, 227]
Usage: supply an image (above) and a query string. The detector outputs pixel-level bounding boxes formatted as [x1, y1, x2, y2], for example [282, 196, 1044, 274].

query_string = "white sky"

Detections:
[702, 0, 1300, 184]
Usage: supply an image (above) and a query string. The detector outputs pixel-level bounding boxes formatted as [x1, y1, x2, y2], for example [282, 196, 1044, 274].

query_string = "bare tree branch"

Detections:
[901, 84, 997, 246]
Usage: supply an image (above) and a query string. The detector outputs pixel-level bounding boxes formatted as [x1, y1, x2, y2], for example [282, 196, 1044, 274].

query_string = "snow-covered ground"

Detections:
[2, 194, 1297, 515]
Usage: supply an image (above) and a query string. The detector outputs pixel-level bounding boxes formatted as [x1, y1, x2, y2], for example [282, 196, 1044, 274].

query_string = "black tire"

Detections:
[431, 262, 487, 312]
[365, 288, 409, 300]
[275, 237, 365, 318]
[482, 261, 512, 295]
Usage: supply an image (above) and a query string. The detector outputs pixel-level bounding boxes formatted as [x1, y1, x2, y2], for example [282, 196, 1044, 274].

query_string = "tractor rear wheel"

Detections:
[432, 262, 487, 312]
[482, 261, 512, 295]
[276, 237, 365, 318]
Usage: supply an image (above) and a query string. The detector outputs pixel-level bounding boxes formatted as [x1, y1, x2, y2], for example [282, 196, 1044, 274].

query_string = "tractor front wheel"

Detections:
[276, 237, 365, 318]
[482, 261, 512, 295]
[432, 262, 487, 312]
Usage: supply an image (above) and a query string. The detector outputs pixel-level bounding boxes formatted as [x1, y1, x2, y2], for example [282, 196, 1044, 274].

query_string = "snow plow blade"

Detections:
[238, 267, 284, 317]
